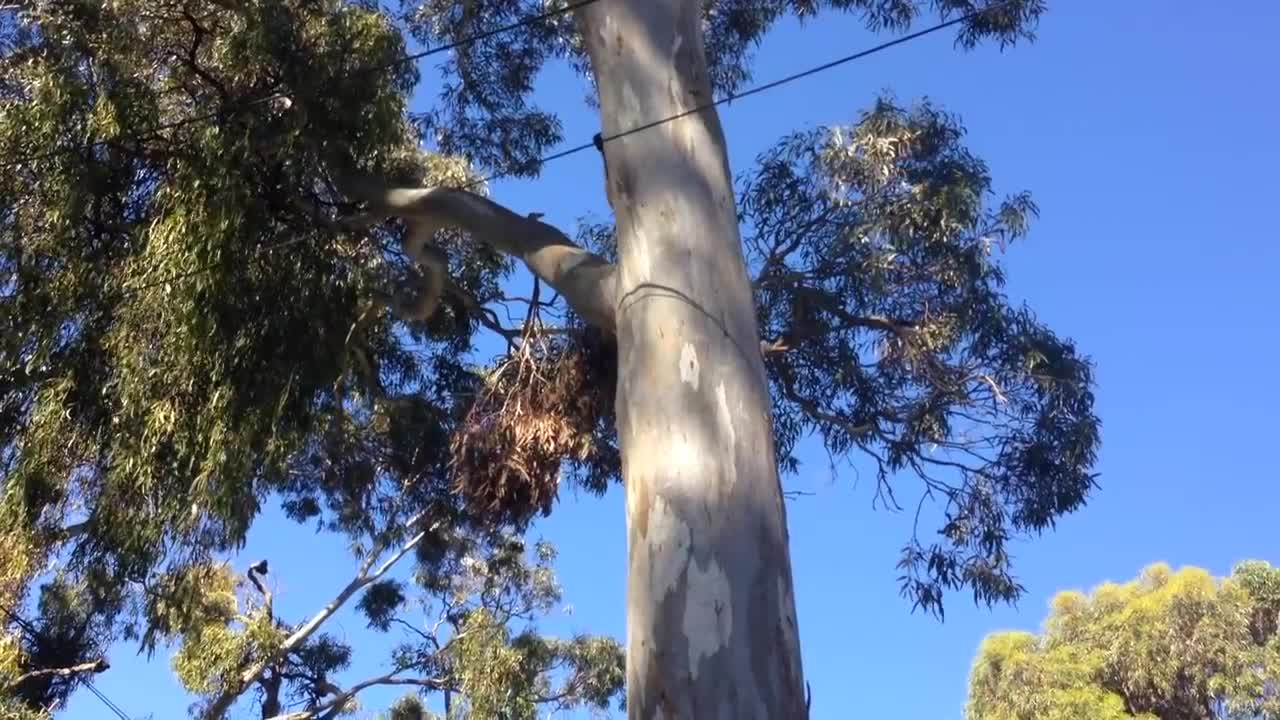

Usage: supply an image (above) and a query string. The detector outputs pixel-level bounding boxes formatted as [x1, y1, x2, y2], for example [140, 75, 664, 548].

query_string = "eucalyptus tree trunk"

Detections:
[340, 1, 809, 713]
[575, 2, 808, 716]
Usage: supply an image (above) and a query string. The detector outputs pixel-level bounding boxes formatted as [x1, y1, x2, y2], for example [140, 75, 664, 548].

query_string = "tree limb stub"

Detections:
[337, 175, 617, 332]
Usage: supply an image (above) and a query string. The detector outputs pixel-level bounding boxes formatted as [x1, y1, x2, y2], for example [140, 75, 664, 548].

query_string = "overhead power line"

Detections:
[83, 680, 135, 720]
[592, 0, 1019, 151]
[369, 0, 604, 73]
[8, 0, 1015, 306]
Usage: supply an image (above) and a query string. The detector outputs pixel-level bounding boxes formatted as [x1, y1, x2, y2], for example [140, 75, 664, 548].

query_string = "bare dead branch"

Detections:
[6, 658, 109, 690]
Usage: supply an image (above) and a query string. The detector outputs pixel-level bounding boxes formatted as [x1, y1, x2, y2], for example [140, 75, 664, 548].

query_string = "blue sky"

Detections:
[61, 2, 1280, 718]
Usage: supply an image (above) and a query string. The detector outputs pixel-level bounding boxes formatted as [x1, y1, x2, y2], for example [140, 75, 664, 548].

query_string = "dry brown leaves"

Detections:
[449, 327, 616, 528]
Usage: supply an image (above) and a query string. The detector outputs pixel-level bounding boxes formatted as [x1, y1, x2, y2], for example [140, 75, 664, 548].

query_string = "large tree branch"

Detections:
[5, 658, 109, 690]
[336, 175, 617, 332]
[201, 515, 429, 720]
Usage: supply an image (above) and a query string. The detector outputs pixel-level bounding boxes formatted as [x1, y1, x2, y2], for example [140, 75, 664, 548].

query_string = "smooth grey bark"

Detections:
[574, 2, 807, 717]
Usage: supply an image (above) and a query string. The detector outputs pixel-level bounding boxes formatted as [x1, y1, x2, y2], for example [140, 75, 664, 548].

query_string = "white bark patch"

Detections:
[630, 227, 651, 279]
[647, 495, 692, 598]
[624, 462, 640, 527]
[683, 559, 733, 672]
[670, 105, 701, 157]
[667, 34, 685, 105]
[668, 429, 704, 477]
[715, 381, 737, 492]
[619, 81, 644, 127]
[679, 343, 700, 389]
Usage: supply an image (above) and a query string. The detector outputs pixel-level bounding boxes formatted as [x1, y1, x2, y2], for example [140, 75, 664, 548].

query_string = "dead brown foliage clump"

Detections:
[449, 327, 617, 528]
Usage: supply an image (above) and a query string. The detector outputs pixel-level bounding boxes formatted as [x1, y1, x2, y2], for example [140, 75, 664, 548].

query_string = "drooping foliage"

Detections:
[0, 0, 593, 714]
[744, 98, 1098, 614]
[967, 561, 1280, 720]
[577, 97, 1099, 615]
[3, 0, 1085, 714]
[1, 0, 435, 595]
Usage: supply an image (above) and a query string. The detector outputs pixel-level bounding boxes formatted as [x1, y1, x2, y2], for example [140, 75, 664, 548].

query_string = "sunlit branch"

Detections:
[201, 513, 430, 720]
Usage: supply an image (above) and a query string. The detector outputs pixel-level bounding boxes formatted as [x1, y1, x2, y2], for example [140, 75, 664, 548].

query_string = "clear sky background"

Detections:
[61, 2, 1280, 718]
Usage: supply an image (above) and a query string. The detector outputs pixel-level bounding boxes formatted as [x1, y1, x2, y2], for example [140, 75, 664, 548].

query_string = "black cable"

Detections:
[0, 602, 41, 641]
[367, 0, 603, 74]
[596, 0, 1018, 148]
[12, 0, 1015, 305]
[84, 680, 134, 720]
[0, 0, 606, 170]
[465, 0, 1019, 187]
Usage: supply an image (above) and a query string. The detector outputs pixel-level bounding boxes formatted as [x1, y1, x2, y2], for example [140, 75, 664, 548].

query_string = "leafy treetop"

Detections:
[967, 561, 1280, 720]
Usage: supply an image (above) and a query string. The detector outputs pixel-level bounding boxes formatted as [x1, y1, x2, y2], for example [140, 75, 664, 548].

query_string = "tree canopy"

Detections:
[1, 0, 1095, 716]
[967, 561, 1280, 720]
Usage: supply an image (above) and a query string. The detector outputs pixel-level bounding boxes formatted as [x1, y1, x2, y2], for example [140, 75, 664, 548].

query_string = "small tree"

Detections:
[967, 561, 1280, 720]
[152, 532, 623, 719]
[2, 0, 1099, 716]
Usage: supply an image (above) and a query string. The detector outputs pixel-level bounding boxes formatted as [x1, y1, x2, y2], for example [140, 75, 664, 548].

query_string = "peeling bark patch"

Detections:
[626, 466, 645, 541]
[647, 495, 691, 598]
[683, 558, 733, 673]
[679, 343, 699, 389]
